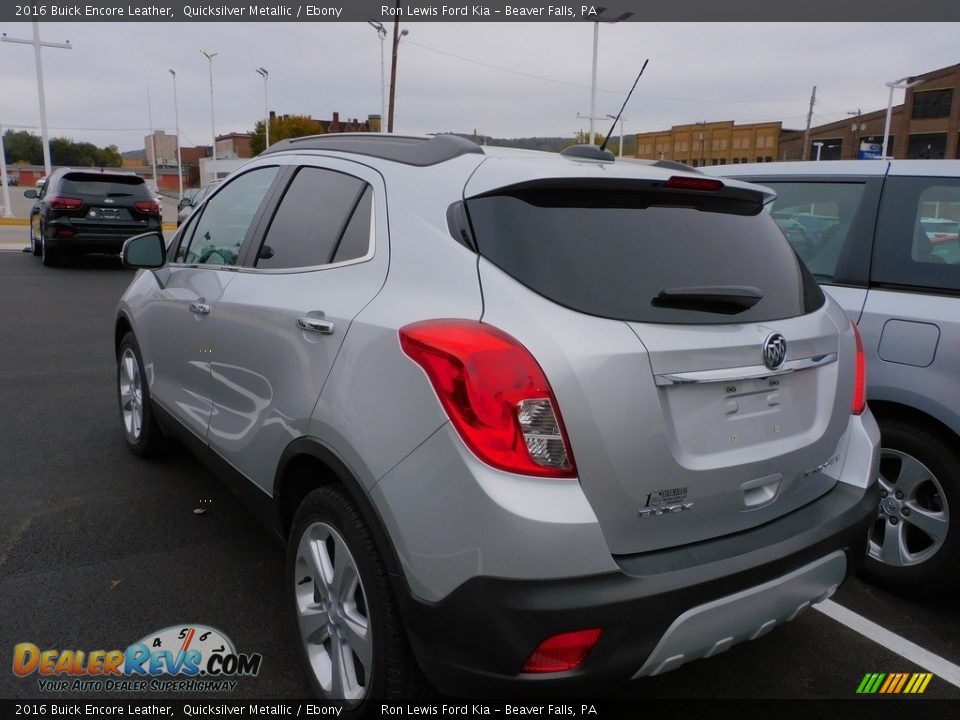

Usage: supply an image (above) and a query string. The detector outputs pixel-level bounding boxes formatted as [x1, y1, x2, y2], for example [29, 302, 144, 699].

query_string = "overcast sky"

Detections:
[0, 22, 957, 153]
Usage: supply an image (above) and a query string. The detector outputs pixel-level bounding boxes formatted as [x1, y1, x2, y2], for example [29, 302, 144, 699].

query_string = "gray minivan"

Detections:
[707, 160, 960, 593]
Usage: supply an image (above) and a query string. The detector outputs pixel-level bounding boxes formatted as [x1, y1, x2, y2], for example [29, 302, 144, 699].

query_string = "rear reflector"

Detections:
[57, 228, 76, 238]
[522, 628, 602, 674]
[852, 322, 866, 415]
[664, 176, 724, 192]
[48, 196, 83, 210]
[399, 320, 576, 478]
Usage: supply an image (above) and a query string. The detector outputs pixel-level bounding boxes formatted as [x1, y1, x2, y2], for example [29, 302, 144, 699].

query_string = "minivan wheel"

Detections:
[288, 486, 421, 707]
[862, 420, 959, 594]
[117, 333, 163, 457]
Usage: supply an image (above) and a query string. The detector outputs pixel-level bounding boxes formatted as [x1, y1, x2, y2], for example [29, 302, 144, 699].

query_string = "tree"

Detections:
[250, 114, 324, 154]
[3, 130, 121, 167]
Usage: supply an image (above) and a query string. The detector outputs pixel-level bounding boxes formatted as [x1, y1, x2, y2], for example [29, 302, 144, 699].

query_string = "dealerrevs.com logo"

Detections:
[13, 624, 262, 693]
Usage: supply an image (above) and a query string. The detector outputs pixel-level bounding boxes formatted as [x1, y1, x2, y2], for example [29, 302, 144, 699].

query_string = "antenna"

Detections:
[599, 59, 648, 153]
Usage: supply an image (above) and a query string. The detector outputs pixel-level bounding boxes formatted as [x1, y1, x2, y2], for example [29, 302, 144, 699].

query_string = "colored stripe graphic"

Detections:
[857, 672, 932, 694]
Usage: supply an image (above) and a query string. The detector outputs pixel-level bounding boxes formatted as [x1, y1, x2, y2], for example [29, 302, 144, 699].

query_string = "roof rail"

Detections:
[259, 133, 484, 166]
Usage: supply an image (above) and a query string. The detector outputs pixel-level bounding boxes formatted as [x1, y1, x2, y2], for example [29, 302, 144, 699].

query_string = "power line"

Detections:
[403, 39, 800, 105]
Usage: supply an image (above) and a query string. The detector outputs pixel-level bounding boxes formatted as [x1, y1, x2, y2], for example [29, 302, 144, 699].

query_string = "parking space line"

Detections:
[815, 599, 960, 689]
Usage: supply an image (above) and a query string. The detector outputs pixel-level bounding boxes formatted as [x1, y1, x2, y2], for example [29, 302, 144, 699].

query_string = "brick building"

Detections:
[634, 121, 785, 167]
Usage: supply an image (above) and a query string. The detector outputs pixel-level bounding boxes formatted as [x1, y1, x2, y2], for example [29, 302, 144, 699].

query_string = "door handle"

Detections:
[190, 302, 211, 315]
[297, 317, 335, 335]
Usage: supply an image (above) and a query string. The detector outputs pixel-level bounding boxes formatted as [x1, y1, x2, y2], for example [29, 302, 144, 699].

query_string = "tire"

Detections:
[287, 486, 423, 710]
[116, 332, 164, 457]
[861, 419, 960, 595]
[41, 237, 59, 267]
[30, 226, 41, 256]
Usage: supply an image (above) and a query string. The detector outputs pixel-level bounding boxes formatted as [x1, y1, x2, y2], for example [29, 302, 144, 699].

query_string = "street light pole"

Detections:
[584, 9, 632, 146]
[605, 113, 626, 158]
[202, 49, 218, 182]
[814, 141, 824, 161]
[147, 86, 158, 195]
[169, 69, 183, 201]
[368, 21, 387, 132]
[1, 22, 72, 178]
[256, 67, 270, 148]
[882, 76, 923, 160]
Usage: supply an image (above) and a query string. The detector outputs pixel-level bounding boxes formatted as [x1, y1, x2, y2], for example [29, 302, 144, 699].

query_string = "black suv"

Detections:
[25, 169, 162, 267]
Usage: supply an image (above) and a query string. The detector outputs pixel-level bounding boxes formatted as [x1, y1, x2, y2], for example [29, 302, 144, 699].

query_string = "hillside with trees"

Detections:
[2, 130, 121, 167]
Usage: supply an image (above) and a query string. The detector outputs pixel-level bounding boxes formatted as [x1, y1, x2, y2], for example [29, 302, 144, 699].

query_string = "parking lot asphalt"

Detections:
[0, 249, 958, 703]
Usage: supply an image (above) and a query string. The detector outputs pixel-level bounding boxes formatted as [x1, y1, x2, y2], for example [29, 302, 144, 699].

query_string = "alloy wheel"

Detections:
[868, 448, 950, 567]
[294, 521, 372, 701]
[119, 348, 144, 442]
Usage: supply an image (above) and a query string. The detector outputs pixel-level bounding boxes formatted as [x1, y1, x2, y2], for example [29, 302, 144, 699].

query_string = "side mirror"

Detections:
[24, 189, 38, 199]
[177, 197, 193, 211]
[122, 232, 167, 269]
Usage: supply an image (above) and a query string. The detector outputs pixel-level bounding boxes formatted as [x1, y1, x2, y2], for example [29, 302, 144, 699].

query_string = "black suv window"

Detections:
[760, 181, 867, 282]
[255, 167, 370, 269]
[466, 183, 823, 325]
[58, 173, 150, 197]
[177, 166, 278, 266]
[873, 177, 960, 292]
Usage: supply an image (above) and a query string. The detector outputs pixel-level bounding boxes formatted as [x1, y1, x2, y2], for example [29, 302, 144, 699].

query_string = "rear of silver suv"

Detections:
[115, 136, 879, 704]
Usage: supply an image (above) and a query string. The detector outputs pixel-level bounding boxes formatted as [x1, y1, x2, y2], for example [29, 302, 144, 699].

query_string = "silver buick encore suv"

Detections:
[115, 134, 880, 705]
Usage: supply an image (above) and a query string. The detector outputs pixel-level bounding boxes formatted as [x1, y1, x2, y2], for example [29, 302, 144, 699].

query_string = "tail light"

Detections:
[852, 322, 866, 415]
[399, 319, 576, 478]
[48, 196, 83, 210]
[135, 200, 162, 214]
[522, 628, 602, 674]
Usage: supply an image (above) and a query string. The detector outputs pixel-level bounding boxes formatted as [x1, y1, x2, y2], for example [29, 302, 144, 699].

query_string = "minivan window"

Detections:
[255, 167, 367, 269]
[760, 181, 867, 282]
[466, 184, 824, 325]
[873, 177, 960, 291]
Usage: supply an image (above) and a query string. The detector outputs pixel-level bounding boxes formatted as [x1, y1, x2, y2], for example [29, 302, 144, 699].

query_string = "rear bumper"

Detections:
[398, 480, 878, 696]
[45, 221, 159, 254]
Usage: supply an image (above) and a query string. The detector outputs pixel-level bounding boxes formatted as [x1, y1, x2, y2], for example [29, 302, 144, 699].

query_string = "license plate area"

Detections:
[659, 370, 821, 457]
[87, 207, 129, 221]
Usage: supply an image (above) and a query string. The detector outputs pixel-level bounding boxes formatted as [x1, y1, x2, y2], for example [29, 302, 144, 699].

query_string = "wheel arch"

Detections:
[869, 400, 960, 449]
[115, 313, 133, 358]
[274, 437, 407, 585]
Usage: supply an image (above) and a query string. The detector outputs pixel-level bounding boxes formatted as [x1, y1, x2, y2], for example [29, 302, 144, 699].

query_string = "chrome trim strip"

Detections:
[654, 353, 838, 386]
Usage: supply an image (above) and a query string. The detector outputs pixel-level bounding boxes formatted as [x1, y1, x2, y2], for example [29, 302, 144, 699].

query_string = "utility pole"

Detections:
[2, 22, 72, 178]
[169, 69, 183, 201]
[387, 9, 400, 133]
[801, 85, 816, 162]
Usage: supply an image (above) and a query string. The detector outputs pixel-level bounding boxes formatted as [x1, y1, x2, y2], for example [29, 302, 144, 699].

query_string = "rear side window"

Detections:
[59, 173, 149, 197]
[760, 182, 867, 282]
[255, 167, 369, 269]
[466, 184, 823, 325]
[873, 177, 960, 291]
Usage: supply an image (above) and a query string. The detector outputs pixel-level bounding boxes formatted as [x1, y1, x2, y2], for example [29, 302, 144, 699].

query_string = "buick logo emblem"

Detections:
[762, 333, 787, 371]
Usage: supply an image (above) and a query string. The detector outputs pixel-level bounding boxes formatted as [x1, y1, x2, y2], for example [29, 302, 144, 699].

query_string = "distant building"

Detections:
[144, 130, 178, 167]
[215, 133, 253, 159]
[634, 121, 785, 167]
[639, 61, 960, 164]
[781, 62, 960, 161]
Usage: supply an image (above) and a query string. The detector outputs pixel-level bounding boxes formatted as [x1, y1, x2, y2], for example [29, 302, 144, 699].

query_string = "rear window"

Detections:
[466, 184, 824, 325]
[59, 173, 149, 197]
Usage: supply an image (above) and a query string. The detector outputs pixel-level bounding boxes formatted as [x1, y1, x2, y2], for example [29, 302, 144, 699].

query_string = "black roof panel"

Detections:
[259, 133, 484, 166]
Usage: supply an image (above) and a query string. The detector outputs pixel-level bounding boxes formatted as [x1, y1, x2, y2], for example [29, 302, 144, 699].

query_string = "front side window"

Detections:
[873, 178, 960, 291]
[176, 166, 278, 266]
